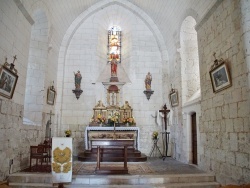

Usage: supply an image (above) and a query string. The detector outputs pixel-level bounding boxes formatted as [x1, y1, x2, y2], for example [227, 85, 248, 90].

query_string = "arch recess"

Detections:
[23, 8, 49, 126]
[55, 0, 169, 114]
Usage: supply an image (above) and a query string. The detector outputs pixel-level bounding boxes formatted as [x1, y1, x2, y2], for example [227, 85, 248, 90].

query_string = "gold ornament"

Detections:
[52, 162, 61, 173]
[63, 162, 72, 173]
[53, 147, 71, 164]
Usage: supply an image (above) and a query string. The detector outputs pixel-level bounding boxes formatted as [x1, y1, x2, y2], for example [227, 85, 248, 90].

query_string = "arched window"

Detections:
[23, 9, 48, 125]
[180, 16, 200, 104]
[108, 26, 121, 64]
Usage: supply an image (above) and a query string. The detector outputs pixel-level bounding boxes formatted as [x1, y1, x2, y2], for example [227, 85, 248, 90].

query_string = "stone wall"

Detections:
[0, 99, 46, 181]
[197, 0, 250, 185]
[0, 1, 57, 181]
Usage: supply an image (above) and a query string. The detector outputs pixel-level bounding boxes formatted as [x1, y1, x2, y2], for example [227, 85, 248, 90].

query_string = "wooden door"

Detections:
[191, 113, 197, 164]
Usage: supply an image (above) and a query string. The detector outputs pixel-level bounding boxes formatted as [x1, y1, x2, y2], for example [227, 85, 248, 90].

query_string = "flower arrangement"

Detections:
[152, 131, 158, 139]
[65, 129, 71, 137]
[123, 117, 136, 125]
[89, 115, 94, 123]
[108, 111, 120, 125]
[96, 114, 106, 123]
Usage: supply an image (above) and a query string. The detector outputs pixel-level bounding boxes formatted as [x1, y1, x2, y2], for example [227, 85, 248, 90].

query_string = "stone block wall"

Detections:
[0, 99, 46, 181]
[197, 0, 250, 185]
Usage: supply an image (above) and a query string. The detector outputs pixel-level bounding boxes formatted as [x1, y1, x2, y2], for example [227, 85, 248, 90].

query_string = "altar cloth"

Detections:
[84, 126, 140, 150]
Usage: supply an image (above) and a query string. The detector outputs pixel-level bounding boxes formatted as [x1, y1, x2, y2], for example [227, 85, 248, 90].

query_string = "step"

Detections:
[79, 153, 144, 158]
[62, 182, 220, 188]
[78, 156, 147, 162]
[9, 173, 220, 188]
[82, 149, 141, 154]
[82, 152, 142, 157]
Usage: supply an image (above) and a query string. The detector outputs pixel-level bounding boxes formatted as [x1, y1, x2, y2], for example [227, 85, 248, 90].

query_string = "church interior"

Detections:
[0, 0, 250, 187]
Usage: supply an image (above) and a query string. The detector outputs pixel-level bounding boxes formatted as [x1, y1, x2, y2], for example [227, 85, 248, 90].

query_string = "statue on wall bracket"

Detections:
[110, 59, 119, 82]
[72, 70, 83, 100]
[143, 72, 154, 100]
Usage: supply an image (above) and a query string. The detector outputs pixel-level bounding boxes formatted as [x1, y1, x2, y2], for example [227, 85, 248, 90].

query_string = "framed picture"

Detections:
[0, 66, 18, 99]
[209, 62, 232, 93]
[47, 87, 56, 105]
[169, 90, 179, 107]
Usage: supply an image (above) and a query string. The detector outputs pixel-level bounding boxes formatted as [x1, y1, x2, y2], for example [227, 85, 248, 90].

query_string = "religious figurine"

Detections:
[111, 59, 117, 77]
[145, 72, 152, 90]
[95, 100, 106, 108]
[121, 101, 131, 109]
[74, 70, 82, 89]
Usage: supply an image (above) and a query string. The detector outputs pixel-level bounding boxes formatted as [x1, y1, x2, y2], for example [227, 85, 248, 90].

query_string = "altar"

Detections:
[78, 100, 146, 162]
[84, 126, 140, 150]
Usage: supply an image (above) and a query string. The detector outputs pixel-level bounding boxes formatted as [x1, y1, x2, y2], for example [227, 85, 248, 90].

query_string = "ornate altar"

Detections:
[87, 100, 138, 150]
[89, 100, 134, 126]
[84, 126, 140, 150]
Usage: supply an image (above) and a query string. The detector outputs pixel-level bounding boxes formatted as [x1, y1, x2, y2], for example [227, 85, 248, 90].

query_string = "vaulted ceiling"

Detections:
[22, 0, 217, 57]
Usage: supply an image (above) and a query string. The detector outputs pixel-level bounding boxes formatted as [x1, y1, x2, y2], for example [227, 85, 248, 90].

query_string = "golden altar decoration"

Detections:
[89, 100, 134, 126]
[87, 100, 138, 150]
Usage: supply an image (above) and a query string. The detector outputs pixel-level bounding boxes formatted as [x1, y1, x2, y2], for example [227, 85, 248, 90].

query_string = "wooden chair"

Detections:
[30, 145, 48, 171]
[38, 143, 51, 162]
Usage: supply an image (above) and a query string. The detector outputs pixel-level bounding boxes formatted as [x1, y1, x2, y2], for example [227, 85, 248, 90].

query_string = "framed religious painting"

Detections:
[169, 90, 179, 107]
[0, 66, 18, 99]
[209, 61, 232, 93]
[47, 86, 56, 105]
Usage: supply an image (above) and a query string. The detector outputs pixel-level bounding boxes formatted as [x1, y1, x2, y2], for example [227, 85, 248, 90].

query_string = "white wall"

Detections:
[57, 4, 164, 155]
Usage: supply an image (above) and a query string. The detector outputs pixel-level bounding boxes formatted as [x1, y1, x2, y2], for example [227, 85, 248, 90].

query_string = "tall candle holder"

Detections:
[113, 122, 117, 140]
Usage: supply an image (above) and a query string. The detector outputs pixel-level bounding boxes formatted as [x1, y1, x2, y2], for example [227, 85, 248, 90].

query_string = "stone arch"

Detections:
[178, 8, 199, 32]
[23, 8, 49, 126]
[55, 0, 169, 118]
[180, 16, 201, 105]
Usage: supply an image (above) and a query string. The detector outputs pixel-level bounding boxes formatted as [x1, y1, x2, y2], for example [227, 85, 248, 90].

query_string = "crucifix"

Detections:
[45, 110, 54, 142]
[159, 104, 170, 160]
[4, 55, 18, 74]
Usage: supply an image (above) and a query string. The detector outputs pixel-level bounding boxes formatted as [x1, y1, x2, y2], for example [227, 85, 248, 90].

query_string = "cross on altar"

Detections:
[159, 104, 170, 159]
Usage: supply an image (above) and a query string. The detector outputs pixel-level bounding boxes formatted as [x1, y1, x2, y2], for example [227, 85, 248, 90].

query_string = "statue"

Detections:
[111, 59, 117, 77]
[74, 70, 82, 89]
[121, 101, 131, 109]
[95, 100, 106, 108]
[145, 72, 152, 90]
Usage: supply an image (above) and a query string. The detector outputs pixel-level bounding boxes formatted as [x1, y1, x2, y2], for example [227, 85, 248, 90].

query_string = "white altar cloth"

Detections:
[84, 126, 140, 150]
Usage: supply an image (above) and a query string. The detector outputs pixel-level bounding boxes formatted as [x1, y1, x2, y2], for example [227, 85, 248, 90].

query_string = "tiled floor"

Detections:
[146, 157, 204, 174]
[23, 157, 205, 175]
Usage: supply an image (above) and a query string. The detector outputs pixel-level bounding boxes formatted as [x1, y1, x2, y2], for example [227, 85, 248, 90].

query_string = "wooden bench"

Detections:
[91, 139, 134, 174]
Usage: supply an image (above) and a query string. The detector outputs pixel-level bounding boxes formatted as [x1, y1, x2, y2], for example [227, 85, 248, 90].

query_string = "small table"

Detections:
[91, 139, 134, 174]
[149, 138, 163, 157]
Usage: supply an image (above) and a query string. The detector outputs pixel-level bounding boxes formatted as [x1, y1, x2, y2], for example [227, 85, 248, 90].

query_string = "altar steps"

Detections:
[8, 173, 220, 188]
[78, 148, 147, 162]
[83, 148, 142, 157]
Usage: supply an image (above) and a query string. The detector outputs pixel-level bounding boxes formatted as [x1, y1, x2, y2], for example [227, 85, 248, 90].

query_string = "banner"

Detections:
[52, 137, 72, 183]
